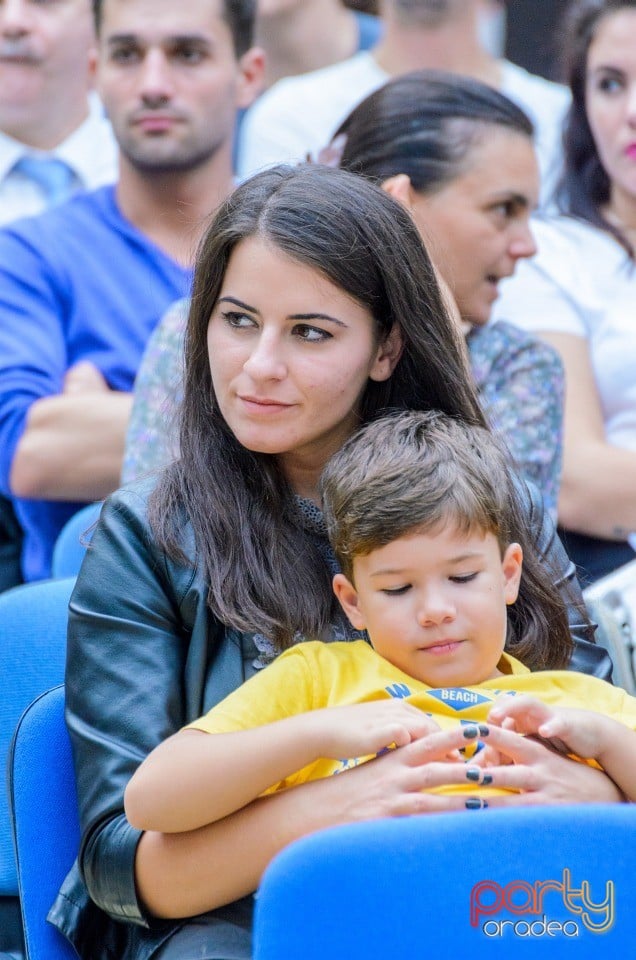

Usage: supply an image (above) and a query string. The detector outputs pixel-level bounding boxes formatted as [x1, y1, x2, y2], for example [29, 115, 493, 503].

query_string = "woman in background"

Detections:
[333, 70, 564, 517]
[493, 0, 636, 583]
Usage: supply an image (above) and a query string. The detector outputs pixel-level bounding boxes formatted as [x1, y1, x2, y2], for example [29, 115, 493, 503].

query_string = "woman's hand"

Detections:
[330, 722, 624, 820]
[460, 724, 624, 806]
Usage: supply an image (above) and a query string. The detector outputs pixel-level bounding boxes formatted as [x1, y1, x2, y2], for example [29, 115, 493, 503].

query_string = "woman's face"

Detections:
[585, 8, 636, 220]
[207, 236, 398, 492]
[409, 128, 539, 327]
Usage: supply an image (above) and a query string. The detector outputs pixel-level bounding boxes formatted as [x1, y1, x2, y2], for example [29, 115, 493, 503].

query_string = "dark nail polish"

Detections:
[478, 724, 490, 737]
[466, 768, 481, 782]
[465, 797, 488, 810]
[463, 725, 479, 739]
[482, 773, 493, 786]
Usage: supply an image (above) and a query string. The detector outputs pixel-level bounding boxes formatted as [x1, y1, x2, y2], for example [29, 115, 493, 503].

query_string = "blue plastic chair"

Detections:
[254, 806, 636, 959]
[9, 686, 79, 960]
[0, 578, 76, 947]
[51, 502, 102, 579]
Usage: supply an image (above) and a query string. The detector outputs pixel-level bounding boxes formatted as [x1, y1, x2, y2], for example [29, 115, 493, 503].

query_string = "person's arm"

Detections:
[10, 389, 132, 500]
[124, 700, 440, 832]
[493, 218, 636, 541]
[538, 330, 636, 540]
[0, 226, 133, 503]
[133, 722, 625, 920]
[488, 694, 636, 800]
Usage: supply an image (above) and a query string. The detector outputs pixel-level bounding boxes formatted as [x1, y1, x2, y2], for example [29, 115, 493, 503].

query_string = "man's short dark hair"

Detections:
[92, 0, 255, 56]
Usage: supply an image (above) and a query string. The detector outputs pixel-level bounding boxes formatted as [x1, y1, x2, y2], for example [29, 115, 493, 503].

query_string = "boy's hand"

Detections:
[309, 700, 445, 760]
[487, 694, 608, 760]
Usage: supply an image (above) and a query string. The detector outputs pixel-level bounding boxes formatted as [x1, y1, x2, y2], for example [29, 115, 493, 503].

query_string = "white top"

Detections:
[492, 216, 636, 451]
[237, 53, 570, 207]
[0, 92, 118, 226]
[237, 51, 386, 178]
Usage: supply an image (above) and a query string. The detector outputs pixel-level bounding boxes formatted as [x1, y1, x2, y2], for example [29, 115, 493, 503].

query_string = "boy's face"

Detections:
[333, 524, 522, 688]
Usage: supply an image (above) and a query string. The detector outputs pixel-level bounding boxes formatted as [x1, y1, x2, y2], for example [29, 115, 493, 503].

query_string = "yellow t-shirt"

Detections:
[187, 640, 636, 796]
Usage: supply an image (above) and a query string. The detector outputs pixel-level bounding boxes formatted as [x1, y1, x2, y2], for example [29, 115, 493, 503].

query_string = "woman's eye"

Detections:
[293, 324, 332, 342]
[382, 585, 411, 596]
[492, 201, 516, 221]
[595, 74, 623, 95]
[221, 311, 255, 329]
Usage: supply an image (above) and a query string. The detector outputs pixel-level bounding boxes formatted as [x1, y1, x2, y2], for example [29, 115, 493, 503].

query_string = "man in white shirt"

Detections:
[0, 0, 118, 226]
[239, 0, 569, 206]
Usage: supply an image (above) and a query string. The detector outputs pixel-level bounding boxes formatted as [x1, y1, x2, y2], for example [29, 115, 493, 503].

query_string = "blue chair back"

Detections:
[9, 686, 79, 960]
[51, 502, 102, 579]
[254, 806, 636, 959]
[0, 577, 75, 898]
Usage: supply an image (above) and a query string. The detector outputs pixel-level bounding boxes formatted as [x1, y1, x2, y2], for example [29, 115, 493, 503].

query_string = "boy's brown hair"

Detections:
[320, 410, 574, 671]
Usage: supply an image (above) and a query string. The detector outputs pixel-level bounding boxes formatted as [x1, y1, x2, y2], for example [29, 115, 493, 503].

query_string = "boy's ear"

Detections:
[502, 543, 523, 605]
[332, 573, 366, 631]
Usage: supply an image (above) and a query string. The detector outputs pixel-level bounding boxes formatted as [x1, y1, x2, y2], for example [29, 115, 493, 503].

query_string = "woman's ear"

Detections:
[369, 324, 404, 382]
[333, 573, 366, 630]
[382, 173, 415, 213]
[502, 543, 523, 605]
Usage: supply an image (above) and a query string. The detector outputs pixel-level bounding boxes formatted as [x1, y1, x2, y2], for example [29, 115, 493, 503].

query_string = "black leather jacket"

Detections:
[49, 480, 611, 960]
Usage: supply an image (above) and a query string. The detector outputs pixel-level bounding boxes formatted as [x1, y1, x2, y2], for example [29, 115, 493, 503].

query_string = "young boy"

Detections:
[125, 411, 636, 835]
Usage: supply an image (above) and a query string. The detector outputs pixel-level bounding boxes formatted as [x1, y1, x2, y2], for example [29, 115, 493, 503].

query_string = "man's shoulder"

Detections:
[0, 185, 117, 246]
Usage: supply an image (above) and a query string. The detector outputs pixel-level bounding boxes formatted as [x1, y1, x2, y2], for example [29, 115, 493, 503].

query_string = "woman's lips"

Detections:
[625, 143, 636, 160]
[239, 396, 293, 413]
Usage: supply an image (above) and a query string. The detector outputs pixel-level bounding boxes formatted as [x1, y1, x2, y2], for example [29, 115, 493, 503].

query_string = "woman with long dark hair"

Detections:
[494, 0, 636, 583]
[53, 164, 613, 960]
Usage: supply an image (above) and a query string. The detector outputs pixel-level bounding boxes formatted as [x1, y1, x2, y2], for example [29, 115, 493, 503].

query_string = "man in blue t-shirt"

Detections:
[0, 0, 264, 581]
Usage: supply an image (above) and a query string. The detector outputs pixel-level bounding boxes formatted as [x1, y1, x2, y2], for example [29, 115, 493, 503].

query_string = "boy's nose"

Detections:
[416, 593, 456, 626]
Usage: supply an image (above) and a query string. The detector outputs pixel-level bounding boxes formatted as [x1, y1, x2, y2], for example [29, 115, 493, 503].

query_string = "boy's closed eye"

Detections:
[450, 572, 479, 584]
[381, 584, 411, 596]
